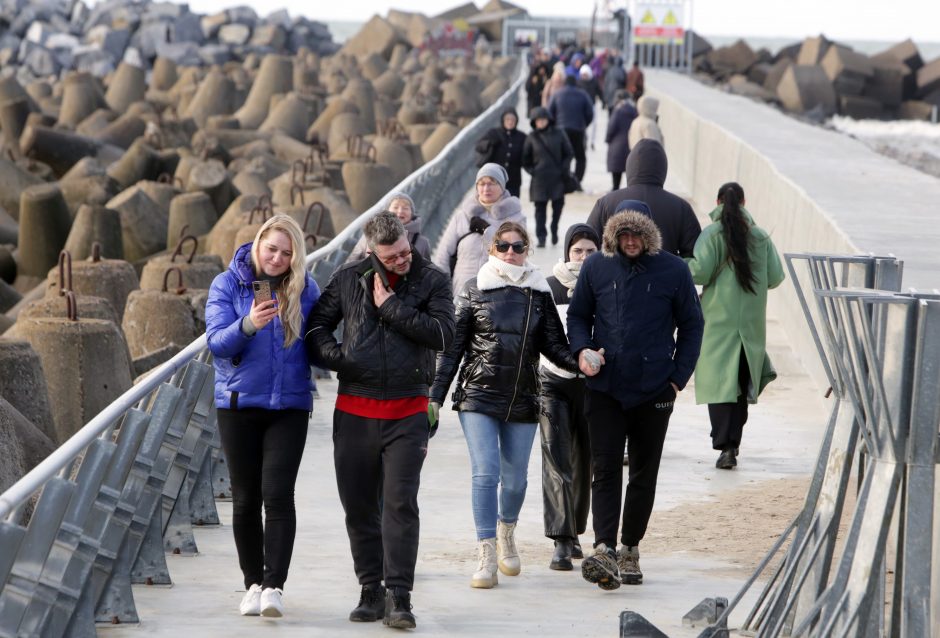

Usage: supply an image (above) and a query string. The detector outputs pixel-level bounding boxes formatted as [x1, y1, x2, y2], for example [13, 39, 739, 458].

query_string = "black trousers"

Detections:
[563, 128, 587, 182]
[538, 370, 591, 540]
[585, 387, 674, 548]
[534, 198, 565, 244]
[333, 409, 428, 591]
[708, 348, 751, 450]
[217, 407, 309, 590]
[611, 171, 623, 190]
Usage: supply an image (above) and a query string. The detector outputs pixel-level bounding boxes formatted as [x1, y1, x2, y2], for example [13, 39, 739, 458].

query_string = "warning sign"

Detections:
[633, 3, 684, 44]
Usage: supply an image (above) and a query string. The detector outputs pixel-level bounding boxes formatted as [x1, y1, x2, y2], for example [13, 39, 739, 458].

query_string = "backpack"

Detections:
[449, 216, 490, 276]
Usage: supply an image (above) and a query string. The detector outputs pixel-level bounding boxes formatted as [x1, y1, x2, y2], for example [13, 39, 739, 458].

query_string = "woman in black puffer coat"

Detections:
[430, 221, 578, 590]
[522, 106, 574, 248]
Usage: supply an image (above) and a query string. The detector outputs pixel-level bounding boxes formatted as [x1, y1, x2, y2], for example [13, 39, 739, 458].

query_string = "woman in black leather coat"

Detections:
[430, 221, 578, 589]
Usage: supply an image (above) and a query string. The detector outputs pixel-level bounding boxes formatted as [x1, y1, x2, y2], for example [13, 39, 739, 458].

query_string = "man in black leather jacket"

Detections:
[305, 212, 455, 629]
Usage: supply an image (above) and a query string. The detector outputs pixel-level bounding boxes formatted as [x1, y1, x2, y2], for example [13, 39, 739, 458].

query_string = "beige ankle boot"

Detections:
[496, 521, 521, 576]
[471, 538, 498, 588]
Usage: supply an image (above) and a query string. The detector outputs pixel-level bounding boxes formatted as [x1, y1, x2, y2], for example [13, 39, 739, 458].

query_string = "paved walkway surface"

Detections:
[101, 92, 827, 637]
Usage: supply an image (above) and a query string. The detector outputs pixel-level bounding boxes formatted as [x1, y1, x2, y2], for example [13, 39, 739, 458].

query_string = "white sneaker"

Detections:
[239, 584, 262, 616]
[496, 521, 521, 576]
[470, 538, 498, 588]
[260, 587, 284, 617]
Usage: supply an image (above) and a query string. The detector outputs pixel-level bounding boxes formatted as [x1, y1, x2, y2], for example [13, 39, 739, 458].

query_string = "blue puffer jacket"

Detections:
[205, 242, 321, 411]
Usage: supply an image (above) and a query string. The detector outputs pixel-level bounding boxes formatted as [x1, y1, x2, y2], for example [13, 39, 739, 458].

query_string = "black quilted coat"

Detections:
[305, 251, 455, 400]
[430, 277, 578, 422]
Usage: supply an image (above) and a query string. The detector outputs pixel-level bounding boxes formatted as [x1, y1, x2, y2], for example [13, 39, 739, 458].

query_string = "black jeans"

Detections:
[563, 128, 587, 182]
[333, 409, 428, 591]
[611, 171, 623, 190]
[538, 370, 591, 540]
[217, 407, 309, 590]
[585, 387, 674, 548]
[534, 198, 565, 245]
[708, 348, 751, 450]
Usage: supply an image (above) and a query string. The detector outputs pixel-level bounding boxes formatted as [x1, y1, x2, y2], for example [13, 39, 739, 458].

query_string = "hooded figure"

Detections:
[522, 106, 575, 247]
[567, 208, 702, 589]
[474, 107, 527, 197]
[628, 95, 663, 150]
[605, 90, 638, 189]
[587, 138, 701, 257]
[538, 222, 602, 569]
[603, 57, 628, 112]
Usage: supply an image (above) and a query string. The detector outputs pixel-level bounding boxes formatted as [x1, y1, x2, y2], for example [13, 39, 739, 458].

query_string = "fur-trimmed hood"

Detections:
[602, 211, 662, 257]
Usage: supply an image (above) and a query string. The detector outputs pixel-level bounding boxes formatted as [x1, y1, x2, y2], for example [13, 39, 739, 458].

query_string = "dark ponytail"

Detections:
[717, 182, 757, 294]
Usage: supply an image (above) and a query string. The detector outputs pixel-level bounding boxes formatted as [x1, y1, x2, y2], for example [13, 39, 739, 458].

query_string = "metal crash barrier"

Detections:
[0, 61, 525, 638]
[693, 253, 940, 638]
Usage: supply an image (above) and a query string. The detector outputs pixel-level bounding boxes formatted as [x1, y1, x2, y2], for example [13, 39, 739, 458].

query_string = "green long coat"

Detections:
[687, 205, 785, 405]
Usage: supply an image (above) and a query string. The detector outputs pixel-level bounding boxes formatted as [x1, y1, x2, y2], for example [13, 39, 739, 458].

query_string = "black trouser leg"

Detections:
[708, 348, 751, 450]
[585, 389, 628, 548]
[549, 198, 564, 244]
[564, 129, 587, 181]
[540, 372, 591, 540]
[218, 408, 309, 590]
[533, 201, 548, 244]
[334, 410, 428, 591]
[612, 171, 623, 190]
[620, 388, 673, 547]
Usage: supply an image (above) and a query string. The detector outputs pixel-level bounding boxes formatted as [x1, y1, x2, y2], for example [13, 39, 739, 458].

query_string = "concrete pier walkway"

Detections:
[101, 91, 828, 638]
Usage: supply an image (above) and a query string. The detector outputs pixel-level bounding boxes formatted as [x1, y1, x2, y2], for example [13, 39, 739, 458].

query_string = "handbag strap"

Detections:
[532, 131, 565, 171]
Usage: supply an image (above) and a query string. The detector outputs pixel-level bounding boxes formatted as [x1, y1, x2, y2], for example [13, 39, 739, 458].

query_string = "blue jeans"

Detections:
[458, 411, 538, 540]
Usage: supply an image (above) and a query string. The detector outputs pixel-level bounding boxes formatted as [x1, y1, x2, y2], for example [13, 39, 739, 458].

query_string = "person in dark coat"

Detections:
[526, 59, 550, 114]
[430, 221, 578, 589]
[539, 222, 601, 571]
[587, 138, 701, 258]
[568, 208, 703, 591]
[305, 212, 455, 629]
[626, 61, 645, 100]
[474, 108, 527, 197]
[547, 75, 594, 182]
[605, 90, 638, 191]
[522, 106, 575, 248]
[603, 56, 627, 116]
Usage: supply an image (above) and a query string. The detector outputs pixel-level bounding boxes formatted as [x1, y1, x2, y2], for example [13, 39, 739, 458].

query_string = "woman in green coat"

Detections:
[687, 182, 785, 469]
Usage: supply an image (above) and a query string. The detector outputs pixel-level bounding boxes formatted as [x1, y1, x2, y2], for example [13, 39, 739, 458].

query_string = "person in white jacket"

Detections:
[627, 95, 664, 152]
[432, 164, 526, 296]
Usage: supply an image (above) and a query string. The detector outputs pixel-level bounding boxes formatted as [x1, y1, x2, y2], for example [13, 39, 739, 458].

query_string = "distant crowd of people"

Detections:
[203, 46, 785, 626]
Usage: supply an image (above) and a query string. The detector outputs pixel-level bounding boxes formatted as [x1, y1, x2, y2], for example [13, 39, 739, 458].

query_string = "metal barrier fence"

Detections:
[695, 253, 940, 638]
[0, 61, 525, 637]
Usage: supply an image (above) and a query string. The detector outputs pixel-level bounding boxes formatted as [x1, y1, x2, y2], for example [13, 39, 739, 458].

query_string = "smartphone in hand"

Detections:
[252, 280, 272, 305]
[369, 253, 391, 291]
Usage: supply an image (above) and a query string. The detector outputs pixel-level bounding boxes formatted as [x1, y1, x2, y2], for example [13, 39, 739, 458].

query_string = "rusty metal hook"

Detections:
[366, 144, 377, 164]
[162, 266, 186, 295]
[58, 250, 73, 296]
[178, 224, 190, 239]
[290, 183, 305, 207]
[304, 233, 318, 249]
[91, 242, 102, 263]
[247, 205, 264, 224]
[171, 235, 198, 264]
[65, 290, 78, 322]
[291, 159, 307, 186]
[257, 193, 272, 210]
[304, 202, 328, 236]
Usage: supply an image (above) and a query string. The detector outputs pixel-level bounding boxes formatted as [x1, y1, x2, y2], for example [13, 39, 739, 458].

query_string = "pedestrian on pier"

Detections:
[522, 107, 574, 248]
[205, 214, 321, 619]
[686, 182, 785, 469]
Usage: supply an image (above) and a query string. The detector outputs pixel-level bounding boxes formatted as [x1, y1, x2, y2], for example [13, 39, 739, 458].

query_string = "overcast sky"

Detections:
[181, 0, 940, 44]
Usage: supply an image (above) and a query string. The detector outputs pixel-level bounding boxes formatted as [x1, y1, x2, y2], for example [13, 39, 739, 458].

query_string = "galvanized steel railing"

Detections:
[0, 60, 525, 637]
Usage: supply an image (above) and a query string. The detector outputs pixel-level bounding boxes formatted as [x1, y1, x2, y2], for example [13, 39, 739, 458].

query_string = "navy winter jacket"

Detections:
[206, 242, 321, 411]
[566, 250, 703, 410]
[547, 84, 594, 133]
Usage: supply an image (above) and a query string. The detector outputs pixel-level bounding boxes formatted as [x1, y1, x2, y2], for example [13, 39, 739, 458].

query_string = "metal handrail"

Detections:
[0, 57, 526, 524]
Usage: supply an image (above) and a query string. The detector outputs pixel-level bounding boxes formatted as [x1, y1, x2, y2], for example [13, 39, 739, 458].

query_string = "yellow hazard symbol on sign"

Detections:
[663, 10, 678, 25]
[640, 9, 656, 24]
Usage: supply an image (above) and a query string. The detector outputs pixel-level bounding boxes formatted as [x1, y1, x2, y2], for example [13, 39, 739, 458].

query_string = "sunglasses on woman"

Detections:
[495, 240, 527, 254]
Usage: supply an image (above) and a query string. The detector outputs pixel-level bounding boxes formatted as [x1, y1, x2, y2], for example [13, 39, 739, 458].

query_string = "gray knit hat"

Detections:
[384, 191, 416, 213]
[476, 163, 508, 190]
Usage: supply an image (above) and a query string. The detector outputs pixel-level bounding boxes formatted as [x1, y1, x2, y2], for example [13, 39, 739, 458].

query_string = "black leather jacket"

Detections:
[430, 278, 578, 422]
[305, 251, 455, 400]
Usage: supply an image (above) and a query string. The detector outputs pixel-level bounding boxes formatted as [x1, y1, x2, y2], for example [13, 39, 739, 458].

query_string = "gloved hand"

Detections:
[428, 401, 440, 438]
[468, 215, 490, 234]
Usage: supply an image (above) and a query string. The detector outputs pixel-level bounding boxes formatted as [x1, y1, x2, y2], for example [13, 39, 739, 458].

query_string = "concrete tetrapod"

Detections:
[19, 124, 123, 178]
[206, 194, 263, 265]
[341, 79, 377, 135]
[186, 158, 238, 217]
[0, 96, 32, 150]
[0, 246, 17, 284]
[0, 339, 57, 443]
[0, 206, 18, 245]
[106, 138, 162, 190]
[0, 278, 22, 313]
[121, 267, 197, 360]
[42, 244, 138, 322]
[104, 61, 147, 114]
[139, 236, 223, 291]
[16, 183, 72, 280]
[306, 97, 359, 144]
[0, 156, 44, 220]
[57, 173, 120, 221]
[0, 396, 55, 488]
[63, 204, 124, 260]
[420, 121, 460, 163]
[0, 398, 28, 493]
[17, 292, 134, 444]
[106, 187, 168, 263]
[259, 92, 317, 142]
[234, 54, 294, 130]
[183, 68, 237, 129]
[342, 155, 397, 214]
[167, 192, 218, 246]
[57, 72, 108, 130]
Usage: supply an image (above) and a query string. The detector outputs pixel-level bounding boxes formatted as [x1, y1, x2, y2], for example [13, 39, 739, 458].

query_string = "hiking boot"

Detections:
[496, 521, 521, 576]
[571, 539, 584, 559]
[383, 587, 416, 629]
[716, 447, 737, 469]
[471, 538, 498, 588]
[581, 543, 621, 590]
[349, 583, 386, 622]
[260, 587, 284, 617]
[617, 545, 643, 585]
[550, 539, 573, 571]
[239, 583, 262, 616]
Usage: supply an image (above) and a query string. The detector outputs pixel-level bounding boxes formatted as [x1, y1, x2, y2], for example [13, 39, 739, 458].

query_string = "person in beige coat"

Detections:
[627, 96, 664, 152]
